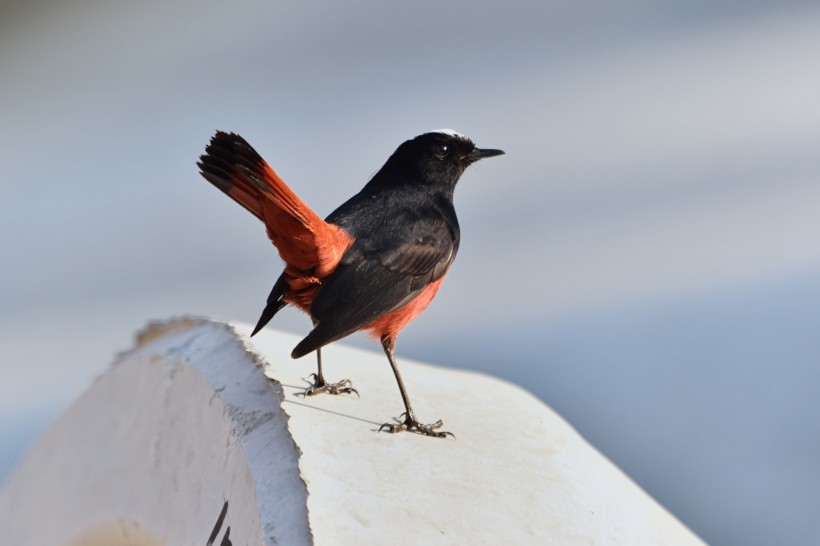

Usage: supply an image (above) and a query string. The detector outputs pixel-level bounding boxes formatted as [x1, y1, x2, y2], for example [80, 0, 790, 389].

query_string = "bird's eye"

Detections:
[434, 144, 449, 159]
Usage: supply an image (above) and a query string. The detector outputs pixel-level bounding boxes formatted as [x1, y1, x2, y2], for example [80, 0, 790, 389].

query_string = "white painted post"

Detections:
[0, 317, 704, 545]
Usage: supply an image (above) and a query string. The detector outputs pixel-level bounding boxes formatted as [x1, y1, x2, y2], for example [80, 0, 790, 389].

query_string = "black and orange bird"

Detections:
[198, 130, 504, 437]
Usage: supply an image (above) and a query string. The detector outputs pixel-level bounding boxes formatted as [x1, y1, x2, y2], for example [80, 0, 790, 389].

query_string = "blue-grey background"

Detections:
[2, 1, 819, 544]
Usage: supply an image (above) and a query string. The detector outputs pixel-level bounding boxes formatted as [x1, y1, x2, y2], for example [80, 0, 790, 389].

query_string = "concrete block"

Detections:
[0, 317, 703, 545]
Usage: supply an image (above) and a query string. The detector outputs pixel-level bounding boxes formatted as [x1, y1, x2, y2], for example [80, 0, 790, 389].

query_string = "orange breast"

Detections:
[365, 276, 446, 343]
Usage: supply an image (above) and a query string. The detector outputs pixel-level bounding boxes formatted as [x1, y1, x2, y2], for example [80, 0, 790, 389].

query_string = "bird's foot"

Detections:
[378, 412, 454, 438]
[302, 373, 359, 397]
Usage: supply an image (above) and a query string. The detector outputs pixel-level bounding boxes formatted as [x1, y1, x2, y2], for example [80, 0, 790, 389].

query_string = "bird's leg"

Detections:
[378, 337, 453, 438]
[303, 346, 358, 397]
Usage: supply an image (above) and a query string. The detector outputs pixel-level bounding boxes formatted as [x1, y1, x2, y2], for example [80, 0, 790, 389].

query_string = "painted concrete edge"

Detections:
[126, 316, 315, 546]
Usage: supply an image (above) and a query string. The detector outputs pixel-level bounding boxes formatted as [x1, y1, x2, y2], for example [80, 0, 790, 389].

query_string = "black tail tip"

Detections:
[250, 319, 264, 337]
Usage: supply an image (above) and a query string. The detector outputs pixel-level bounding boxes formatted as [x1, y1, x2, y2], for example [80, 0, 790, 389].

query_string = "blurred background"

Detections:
[2, 1, 819, 543]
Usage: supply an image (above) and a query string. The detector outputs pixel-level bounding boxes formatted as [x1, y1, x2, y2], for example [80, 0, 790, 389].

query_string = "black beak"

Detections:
[470, 147, 505, 161]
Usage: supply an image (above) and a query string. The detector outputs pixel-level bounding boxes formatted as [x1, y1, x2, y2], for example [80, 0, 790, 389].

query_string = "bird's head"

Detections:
[377, 130, 504, 192]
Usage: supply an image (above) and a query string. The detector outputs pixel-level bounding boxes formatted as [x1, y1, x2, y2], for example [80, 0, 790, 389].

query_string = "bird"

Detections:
[198, 129, 504, 437]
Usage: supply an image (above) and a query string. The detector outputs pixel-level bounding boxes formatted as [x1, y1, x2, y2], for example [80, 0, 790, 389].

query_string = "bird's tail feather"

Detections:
[251, 274, 288, 337]
[198, 131, 353, 276]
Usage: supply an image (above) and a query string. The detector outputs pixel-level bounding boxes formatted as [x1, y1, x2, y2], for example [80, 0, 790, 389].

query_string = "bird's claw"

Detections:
[378, 413, 454, 438]
[301, 375, 359, 398]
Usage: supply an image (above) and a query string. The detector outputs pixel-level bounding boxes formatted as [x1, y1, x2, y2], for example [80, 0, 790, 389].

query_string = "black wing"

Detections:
[290, 212, 456, 357]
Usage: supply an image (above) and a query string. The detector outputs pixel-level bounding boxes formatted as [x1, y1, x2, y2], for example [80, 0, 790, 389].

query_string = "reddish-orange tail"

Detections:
[198, 131, 353, 278]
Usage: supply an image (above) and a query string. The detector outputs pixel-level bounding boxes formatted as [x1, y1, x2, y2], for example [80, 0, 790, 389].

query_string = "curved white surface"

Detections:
[0, 317, 703, 545]
[0, 318, 310, 546]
